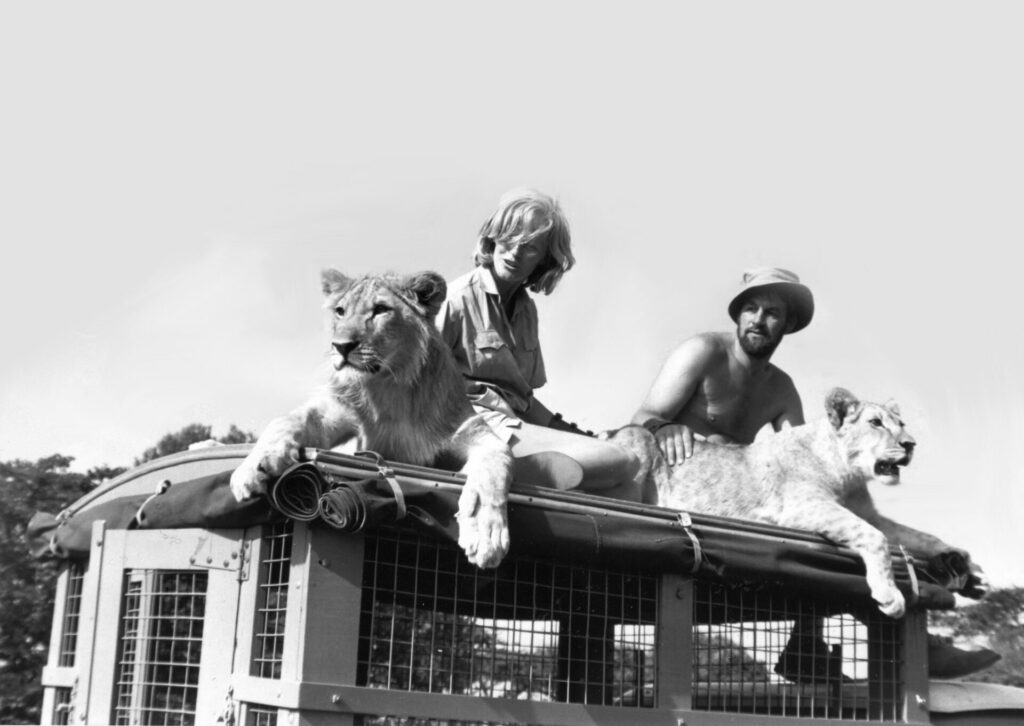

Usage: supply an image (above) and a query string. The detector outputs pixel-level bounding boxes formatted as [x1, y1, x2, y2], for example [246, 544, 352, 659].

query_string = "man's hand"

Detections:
[655, 423, 695, 466]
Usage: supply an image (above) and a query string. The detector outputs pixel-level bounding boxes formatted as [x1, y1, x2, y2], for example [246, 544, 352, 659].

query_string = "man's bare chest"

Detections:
[689, 374, 782, 442]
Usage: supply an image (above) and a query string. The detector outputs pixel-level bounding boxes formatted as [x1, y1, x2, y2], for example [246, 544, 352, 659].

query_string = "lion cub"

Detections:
[230, 269, 512, 569]
[611, 388, 984, 618]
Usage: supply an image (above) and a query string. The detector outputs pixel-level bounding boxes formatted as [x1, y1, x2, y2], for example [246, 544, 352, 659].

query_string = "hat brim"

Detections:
[728, 282, 814, 333]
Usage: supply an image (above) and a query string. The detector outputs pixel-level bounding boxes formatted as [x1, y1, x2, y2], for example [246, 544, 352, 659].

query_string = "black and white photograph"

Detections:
[1, 3, 1022, 724]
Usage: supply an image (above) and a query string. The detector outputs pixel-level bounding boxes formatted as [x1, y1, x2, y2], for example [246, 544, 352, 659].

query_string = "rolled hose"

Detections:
[268, 461, 400, 532]
[268, 462, 325, 521]
[320, 485, 370, 531]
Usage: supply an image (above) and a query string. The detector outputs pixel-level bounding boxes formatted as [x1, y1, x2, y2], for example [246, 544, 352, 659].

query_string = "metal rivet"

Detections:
[676, 587, 686, 599]
[915, 694, 927, 708]
[206, 556, 213, 564]
[189, 557, 196, 564]
[331, 694, 341, 704]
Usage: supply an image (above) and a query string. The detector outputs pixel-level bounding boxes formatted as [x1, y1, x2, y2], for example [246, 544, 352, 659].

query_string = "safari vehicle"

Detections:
[34, 445, 1024, 725]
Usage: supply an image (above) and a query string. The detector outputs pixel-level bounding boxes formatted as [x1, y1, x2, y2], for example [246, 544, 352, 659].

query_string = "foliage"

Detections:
[0, 423, 254, 724]
[0, 455, 110, 724]
[931, 587, 1024, 687]
[134, 423, 255, 465]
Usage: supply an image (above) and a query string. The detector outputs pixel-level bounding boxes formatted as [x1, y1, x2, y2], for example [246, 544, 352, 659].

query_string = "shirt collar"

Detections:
[480, 264, 529, 302]
[477, 265, 501, 296]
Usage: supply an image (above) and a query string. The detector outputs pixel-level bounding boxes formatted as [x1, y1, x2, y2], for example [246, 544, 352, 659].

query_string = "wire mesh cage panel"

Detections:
[58, 561, 86, 667]
[357, 527, 658, 708]
[692, 580, 903, 721]
[112, 570, 208, 726]
[251, 521, 294, 679]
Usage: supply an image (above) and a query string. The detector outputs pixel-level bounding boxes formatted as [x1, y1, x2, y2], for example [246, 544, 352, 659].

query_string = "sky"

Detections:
[1, 3, 1022, 587]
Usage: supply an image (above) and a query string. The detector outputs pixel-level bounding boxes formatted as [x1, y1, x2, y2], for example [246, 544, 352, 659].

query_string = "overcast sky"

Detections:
[1, 3, 1021, 587]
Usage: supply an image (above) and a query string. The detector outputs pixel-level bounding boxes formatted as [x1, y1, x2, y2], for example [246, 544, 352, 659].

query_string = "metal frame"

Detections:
[41, 517, 933, 725]
[230, 522, 931, 725]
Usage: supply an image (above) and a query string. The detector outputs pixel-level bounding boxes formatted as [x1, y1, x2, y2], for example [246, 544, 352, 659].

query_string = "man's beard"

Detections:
[738, 326, 782, 359]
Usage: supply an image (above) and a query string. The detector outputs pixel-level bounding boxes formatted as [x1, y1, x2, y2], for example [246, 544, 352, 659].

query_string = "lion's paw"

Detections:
[230, 436, 301, 502]
[456, 489, 509, 569]
[230, 459, 268, 502]
[875, 587, 906, 618]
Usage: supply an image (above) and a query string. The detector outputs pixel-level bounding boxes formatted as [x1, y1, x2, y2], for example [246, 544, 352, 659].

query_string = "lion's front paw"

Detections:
[456, 489, 509, 569]
[230, 436, 301, 502]
[230, 459, 268, 502]
[875, 587, 906, 618]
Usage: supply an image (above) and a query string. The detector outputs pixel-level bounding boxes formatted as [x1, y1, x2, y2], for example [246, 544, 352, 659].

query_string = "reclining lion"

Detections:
[609, 387, 986, 617]
[230, 269, 513, 569]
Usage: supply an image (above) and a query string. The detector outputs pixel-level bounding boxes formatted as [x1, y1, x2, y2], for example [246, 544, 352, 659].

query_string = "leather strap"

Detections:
[677, 511, 703, 574]
[355, 450, 407, 522]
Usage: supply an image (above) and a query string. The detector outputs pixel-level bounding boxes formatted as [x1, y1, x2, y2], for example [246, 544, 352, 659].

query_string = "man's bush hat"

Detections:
[728, 267, 814, 333]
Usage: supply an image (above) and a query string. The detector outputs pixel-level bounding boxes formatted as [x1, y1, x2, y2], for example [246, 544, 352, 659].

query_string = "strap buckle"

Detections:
[355, 450, 407, 521]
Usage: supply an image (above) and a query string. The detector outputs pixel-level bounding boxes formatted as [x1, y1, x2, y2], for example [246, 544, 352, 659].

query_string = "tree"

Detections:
[931, 587, 1024, 688]
[134, 423, 255, 465]
[1, 422, 254, 723]
[0, 456, 105, 724]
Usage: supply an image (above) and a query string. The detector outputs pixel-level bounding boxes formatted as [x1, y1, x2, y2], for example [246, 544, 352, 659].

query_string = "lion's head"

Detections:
[826, 388, 916, 485]
[320, 269, 447, 387]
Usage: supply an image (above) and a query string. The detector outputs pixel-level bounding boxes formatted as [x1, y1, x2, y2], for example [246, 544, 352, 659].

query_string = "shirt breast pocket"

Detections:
[472, 330, 517, 381]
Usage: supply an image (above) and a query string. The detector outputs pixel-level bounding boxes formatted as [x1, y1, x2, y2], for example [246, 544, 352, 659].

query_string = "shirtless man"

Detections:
[632, 267, 999, 680]
[632, 267, 810, 460]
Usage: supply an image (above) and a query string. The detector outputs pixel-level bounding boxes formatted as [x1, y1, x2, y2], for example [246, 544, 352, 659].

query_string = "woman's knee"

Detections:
[614, 446, 642, 482]
[586, 440, 640, 483]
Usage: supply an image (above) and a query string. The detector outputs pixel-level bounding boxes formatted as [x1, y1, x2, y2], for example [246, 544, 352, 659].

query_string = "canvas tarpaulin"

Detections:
[28, 448, 963, 608]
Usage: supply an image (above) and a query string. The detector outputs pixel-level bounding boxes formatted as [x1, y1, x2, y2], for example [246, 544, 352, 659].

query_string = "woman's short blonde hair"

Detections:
[473, 187, 575, 295]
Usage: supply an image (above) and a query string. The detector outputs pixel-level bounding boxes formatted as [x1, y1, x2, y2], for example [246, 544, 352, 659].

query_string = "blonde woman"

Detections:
[437, 188, 640, 498]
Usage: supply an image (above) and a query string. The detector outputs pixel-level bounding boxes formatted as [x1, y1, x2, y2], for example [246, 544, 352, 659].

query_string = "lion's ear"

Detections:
[321, 269, 352, 296]
[403, 271, 447, 318]
[825, 388, 861, 429]
[883, 399, 902, 417]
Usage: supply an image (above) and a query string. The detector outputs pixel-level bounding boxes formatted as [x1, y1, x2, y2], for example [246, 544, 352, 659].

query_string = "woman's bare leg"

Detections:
[509, 422, 641, 499]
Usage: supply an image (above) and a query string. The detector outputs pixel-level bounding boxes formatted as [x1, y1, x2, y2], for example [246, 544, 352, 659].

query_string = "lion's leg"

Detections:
[849, 488, 989, 598]
[845, 487, 957, 557]
[782, 494, 905, 618]
[874, 515, 952, 555]
[875, 515, 989, 598]
[230, 393, 358, 501]
[448, 415, 512, 569]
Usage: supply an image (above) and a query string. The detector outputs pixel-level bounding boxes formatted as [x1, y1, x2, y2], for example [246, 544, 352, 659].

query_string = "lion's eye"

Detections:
[869, 417, 883, 427]
[334, 306, 345, 317]
[372, 303, 391, 316]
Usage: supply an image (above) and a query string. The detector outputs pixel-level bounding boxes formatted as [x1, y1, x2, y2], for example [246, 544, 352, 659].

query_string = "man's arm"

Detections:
[770, 371, 805, 432]
[631, 335, 714, 465]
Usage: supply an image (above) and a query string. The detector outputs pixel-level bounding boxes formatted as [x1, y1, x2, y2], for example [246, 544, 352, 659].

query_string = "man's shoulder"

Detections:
[765, 363, 797, 388]
[763, 364, 802, 406]
[677, 331, 731, 357]
[660, 331, 729, 374]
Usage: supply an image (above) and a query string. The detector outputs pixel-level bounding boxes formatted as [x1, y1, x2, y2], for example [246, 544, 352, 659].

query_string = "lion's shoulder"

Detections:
[745, 422, 840, 479]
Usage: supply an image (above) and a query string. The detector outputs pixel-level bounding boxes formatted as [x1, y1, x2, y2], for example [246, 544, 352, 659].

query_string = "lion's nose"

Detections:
[901, 440, 916, 454]
[333, 340, 358, 360]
